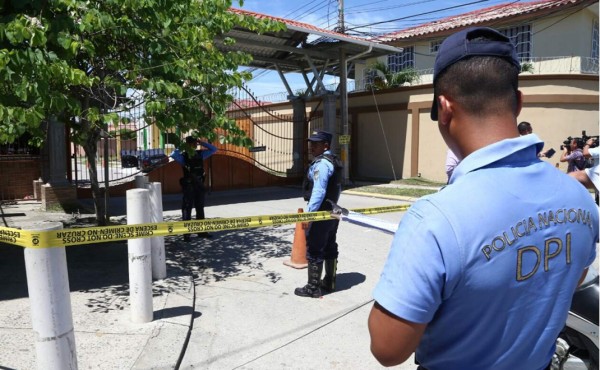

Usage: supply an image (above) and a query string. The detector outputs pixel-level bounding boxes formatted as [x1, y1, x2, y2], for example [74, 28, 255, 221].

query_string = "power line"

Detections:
[292, 0, 330, 22]
[345, 0, 493, 31]
[308, 0, 504, 36]
[357, 0, 515, 33]
[345, 0, 438, 15]
[283, 0, 321, 19]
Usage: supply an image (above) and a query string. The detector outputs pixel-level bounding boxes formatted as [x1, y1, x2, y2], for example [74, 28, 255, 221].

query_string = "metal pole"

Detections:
[126, 188, 153, 323]
[340, 48, 350, 184]
[148, 182, 166, 280]
[103, 129, 109, 221]
[338, 0, 345, 33]
[24, 222, 78, 370]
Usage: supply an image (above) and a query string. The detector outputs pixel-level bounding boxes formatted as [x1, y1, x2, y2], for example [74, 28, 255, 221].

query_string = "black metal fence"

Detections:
[69, 83, 327, 189]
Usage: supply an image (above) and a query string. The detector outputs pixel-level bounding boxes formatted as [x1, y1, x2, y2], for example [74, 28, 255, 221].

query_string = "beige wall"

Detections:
[259, 74, 597, 184]
[415, 109, 446, 182]
[347, 76, 598, 183]
[533, 9, 597, 58]
[355, 110, 410, 180]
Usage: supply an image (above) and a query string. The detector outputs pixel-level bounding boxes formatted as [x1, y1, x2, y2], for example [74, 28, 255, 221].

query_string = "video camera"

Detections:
[560, 130, 599, 150]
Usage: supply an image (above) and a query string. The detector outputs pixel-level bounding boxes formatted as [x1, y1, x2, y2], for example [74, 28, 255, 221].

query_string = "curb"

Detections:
[342, 190, 420, 202]
[132, 274, 195, 370]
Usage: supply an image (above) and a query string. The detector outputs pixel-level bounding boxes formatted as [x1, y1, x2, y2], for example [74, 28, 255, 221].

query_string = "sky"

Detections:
[233, 0, 515, 99]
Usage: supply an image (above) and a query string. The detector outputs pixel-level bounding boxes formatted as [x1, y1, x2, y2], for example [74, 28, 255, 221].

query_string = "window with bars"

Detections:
[499, 25, 532, 60]
[387, 46, 415, 73]
[430, 40, 442, 54]
[428, 25, 532, 59]
[592, 20, 599, 60]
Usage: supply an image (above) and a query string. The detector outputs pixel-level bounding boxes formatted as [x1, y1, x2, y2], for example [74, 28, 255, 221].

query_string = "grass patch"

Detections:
[390, 177, 445, 187]
[349, 186, 437, 198]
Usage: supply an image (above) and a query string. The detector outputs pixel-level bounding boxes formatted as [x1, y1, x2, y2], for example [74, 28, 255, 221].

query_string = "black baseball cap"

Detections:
[430, 27, 521, 120]
[307, 130, 332, 143]
[185, 136, 197, 144]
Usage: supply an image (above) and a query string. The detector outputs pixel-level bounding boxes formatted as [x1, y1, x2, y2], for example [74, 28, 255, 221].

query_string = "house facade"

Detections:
[340, 0, 599, 182]
[356, 0, 599, 88]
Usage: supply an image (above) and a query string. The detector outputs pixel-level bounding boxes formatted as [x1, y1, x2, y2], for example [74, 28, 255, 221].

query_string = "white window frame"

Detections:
[387, 46, 415, 73]
[592, 20, 599, 60]
[430, 40, 442, 54]
[499, 24, 532, 61]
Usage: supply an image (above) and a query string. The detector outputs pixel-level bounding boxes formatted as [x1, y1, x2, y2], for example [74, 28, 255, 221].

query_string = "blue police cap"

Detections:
[431, 27, 520, 120]
[307, 130, 332, 143]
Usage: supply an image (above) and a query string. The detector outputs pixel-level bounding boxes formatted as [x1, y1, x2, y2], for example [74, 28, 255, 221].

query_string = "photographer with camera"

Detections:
[570, 133, 599, 201]
[582, 134, 599, 160]
[560, 136, 586, 173]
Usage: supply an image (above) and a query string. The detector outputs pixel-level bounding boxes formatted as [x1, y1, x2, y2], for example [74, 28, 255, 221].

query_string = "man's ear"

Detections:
[515, 90, 523, 117]
[438, 95, 454, 125]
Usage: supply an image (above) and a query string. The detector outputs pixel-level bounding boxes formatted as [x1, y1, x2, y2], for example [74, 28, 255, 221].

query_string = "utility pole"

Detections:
[337, 0, 351, 185]
[337, 0, 344, 33]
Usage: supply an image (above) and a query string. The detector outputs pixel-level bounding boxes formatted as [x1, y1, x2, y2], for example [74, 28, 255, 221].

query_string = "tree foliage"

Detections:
[0, 0, 285, 224]
[367, 61, 420, 90]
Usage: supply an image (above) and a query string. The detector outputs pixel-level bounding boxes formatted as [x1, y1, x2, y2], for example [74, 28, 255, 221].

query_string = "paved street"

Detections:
[0, 186, 418, 369]
[3, 185, 596, 369]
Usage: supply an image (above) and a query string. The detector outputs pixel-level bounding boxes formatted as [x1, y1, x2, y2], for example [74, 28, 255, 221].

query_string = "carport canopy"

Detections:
[218, 8, 402, 98]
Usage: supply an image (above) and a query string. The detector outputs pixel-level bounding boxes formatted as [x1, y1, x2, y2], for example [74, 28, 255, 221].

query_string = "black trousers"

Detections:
[305, 218, 340, 263]
[181, 182, 205, 221]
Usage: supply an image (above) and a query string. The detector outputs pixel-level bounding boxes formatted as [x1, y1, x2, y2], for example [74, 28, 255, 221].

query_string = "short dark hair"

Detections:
[434, 56, 520, 119]
[517, 121, 532, 134]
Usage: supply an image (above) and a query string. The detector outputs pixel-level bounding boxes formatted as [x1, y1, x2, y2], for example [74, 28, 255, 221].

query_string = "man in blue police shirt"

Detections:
[368, 27, 598, 369]
[170, 136, 217, 242]
[295, 130, 343, 298]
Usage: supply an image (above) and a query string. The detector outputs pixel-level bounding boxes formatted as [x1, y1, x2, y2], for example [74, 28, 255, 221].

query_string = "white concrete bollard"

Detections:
[135, 174, 148, 189]
[24, 222, 78, 370]
[126, 188, 153, 323]
[148, 182, 166, 280]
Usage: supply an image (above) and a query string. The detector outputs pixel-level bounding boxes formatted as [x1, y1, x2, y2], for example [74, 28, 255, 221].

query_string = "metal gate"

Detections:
[68, 83, 325, 192]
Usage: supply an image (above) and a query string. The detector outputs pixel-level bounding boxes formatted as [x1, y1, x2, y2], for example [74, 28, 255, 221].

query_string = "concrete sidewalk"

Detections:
[0, 186, 417, 370]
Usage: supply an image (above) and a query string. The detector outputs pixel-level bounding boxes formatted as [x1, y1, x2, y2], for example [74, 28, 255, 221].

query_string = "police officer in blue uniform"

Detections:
[170, 136, 217, 242]
[368, 27, 598, 369]
[295, 130, 343, 298]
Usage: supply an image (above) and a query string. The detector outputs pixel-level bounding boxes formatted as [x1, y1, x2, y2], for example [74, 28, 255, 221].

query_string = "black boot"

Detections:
[294, 261, 323, 298]
[321, 258, 337, 293]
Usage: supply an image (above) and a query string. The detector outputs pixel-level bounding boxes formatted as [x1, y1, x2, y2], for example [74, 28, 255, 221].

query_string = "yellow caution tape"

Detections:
[0, 204, 410, 249]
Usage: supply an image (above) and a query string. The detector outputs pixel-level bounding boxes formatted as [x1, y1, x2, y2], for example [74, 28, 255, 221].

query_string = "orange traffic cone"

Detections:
[283, 208, 308, 269]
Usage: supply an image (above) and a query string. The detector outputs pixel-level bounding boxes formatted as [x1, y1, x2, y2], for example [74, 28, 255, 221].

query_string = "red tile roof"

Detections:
[376, 0, 597, 42]
[228, 7, 375, 44]
[228, 98, 268, 111]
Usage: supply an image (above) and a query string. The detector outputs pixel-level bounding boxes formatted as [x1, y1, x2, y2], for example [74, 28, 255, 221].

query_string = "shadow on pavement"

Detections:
[334, 272, 367, 293]
[155, 306, 201, 320]
[166, 225, 293, 285]
[0, 224, 294, 305]
[0, 245, 27, 301]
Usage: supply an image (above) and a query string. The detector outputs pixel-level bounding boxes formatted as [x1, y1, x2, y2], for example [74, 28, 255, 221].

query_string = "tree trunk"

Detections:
[82, 129, 107, 226]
